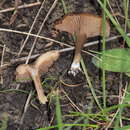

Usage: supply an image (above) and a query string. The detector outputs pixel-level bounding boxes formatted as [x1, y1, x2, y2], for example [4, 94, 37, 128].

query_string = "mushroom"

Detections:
[16, 50, 60, 104]
[54, 13, 110, 76]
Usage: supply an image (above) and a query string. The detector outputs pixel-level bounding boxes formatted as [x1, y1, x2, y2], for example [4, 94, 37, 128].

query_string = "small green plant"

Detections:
[92, 48, 130, 77]
[0, 113, 9, 130]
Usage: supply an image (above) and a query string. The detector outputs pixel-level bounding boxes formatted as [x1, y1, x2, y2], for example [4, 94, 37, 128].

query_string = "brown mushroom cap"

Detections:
[34, 50, 60, 75]
[54, 13, 110, 38]
[15, 64, 32, 82]
[54, 14, 76, 34]
[16, 50, 60, 82]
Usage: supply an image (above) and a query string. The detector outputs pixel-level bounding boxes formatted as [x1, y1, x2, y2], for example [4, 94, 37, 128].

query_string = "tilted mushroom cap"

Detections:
[34, 50, 60, 75]
[15, 50, 60, 82]
[16, 64, 32, 82]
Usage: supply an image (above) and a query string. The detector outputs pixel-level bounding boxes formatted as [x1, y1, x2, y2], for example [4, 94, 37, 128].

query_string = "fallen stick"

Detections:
[0, 1, 41, 13]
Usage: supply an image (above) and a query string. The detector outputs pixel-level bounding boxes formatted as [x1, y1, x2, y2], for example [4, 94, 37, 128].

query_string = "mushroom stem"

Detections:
[68, 34, 86, 76]
[73, 34, 86, 64]
[28, 67, 47, 104]
[33, 74, 48, 104]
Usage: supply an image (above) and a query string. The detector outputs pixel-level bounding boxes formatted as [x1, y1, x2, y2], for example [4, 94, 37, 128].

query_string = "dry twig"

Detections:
[25, 0, 58, 64]
[18, 0, 46, 56]
[0, 1, 41, 13]
[0, 44, 6, 84]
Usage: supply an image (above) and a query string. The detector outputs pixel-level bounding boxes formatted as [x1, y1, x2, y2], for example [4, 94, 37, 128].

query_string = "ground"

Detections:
[0, 0, 130, 130]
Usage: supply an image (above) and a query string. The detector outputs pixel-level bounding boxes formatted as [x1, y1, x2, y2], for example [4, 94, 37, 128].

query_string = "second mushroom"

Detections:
[54, 13, 110, 76]
[15, 50, 60, 104]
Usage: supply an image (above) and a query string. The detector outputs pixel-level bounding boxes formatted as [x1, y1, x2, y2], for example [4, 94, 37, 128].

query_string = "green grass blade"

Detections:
[83, 98, 94, 130]
[37, 123, 98, 130]
[114, 83, 130, 129]
[60, 0, 68, 14]
[0, 113, 9, 130]
[64, 117, 84, 130]
[97, 0, 130, 47]
[98, 104, 130, 115]
[117, 125, 130, 130]
[56, 91, 63, 130]
[81, 58, 102, 110]
[123, 0, 129, 30]
[102, 0, 107, 109]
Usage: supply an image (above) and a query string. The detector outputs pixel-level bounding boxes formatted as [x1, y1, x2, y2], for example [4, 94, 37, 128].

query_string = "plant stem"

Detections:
[102, 0, 107, 109]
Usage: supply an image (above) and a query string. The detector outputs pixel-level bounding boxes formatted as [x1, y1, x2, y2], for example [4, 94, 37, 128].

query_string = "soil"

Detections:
[0, 0, 130, 130]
